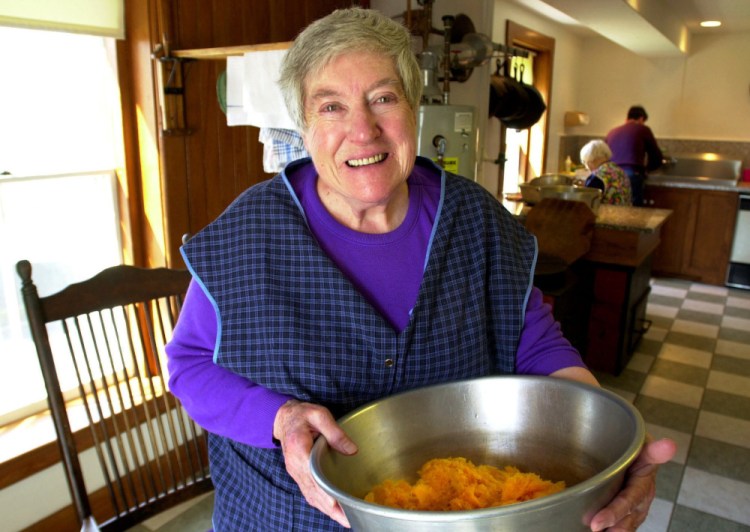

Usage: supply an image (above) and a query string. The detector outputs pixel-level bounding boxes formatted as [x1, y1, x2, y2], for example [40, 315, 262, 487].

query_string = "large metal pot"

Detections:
[519, 175, 573, 204]
[488, 75, 547, 130]
[311, 376, 645, 531]
[539, 185, 602, 213]
[534, 174, 573, 187]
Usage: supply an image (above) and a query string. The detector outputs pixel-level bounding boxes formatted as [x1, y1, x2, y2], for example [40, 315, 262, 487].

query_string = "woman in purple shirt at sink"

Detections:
[166, 8, 676, 532]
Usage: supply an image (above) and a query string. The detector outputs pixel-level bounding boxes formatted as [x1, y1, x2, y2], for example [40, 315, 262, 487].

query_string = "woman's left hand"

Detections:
[589, 437, 677, 531]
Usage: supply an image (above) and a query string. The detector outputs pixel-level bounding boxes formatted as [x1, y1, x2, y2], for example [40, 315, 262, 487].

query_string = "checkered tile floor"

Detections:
[594, 278, 750, 531]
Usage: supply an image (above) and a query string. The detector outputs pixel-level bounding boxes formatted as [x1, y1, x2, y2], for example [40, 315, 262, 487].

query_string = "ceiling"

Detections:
[506, 0, 750, 56]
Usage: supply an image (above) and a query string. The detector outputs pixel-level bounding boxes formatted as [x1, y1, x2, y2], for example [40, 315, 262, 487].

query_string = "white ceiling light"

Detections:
[700, 20, 722, 28]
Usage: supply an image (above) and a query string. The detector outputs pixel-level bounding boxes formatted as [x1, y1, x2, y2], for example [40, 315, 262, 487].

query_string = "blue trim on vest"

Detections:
[521, 235, 540, 330]
[280, 157, 311, 227]
[180, 246, 223, 364]
[423, 157, 446, 273]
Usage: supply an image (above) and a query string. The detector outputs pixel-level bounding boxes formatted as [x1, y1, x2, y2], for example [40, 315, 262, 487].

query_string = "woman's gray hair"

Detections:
[278, 8, 422, 131]
[580, 139, 612, 166]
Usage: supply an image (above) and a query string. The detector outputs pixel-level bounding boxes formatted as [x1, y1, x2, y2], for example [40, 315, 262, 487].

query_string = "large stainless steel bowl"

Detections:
[539, 185, 602, 213]
[310, 376, 644, 532]
[519, 175, 574, 204]
[534, 174, 573, 187]
[519, 183, 541, 204]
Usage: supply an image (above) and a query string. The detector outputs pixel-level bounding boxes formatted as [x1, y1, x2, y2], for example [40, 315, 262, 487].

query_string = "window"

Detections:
[0, 26, 124, 428]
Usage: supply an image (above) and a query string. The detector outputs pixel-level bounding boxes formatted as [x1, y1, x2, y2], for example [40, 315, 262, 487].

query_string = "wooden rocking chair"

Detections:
[16, 260, 212, 531]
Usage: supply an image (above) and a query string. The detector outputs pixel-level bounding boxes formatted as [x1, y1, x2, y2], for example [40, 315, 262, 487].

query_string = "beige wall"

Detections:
[575, 31, 750, 142]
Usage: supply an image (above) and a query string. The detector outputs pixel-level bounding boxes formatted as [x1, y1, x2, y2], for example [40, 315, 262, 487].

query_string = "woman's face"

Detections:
[301, 50, 416, 226]
[585, 157, 604, 172]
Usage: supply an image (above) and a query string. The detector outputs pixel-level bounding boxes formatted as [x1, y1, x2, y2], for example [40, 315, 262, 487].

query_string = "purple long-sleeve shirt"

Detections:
[606, 121, 663, 172]
[166, 162, 585, 448]
[167, 281, 583, 448]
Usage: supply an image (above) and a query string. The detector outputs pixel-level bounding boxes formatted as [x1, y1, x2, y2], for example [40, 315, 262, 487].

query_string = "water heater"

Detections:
[417, 104, 478, 180]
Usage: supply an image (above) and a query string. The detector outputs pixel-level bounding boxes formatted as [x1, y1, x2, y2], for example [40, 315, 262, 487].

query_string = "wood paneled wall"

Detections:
[119, 0, 363, 268]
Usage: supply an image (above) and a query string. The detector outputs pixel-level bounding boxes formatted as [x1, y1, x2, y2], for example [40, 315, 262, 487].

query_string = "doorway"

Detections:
[498, 21, 555, 196]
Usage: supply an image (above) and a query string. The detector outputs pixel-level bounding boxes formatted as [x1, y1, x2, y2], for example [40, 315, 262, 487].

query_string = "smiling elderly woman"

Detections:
[166, 8, 674, 531]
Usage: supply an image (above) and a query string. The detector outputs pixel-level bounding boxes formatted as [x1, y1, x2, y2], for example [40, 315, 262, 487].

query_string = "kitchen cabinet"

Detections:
[583, 257, 652, 375]
[645, 186, 738, 285]
[509, 202, 672, 374]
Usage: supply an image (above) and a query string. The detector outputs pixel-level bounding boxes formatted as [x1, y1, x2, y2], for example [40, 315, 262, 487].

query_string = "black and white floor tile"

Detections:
[596, 278, 750, 531]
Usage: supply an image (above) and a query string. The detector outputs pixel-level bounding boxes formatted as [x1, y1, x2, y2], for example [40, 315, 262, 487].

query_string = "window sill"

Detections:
[0, 410, 60, 490]
[0, 410, 57, 463]
[0, 377, 171, 490]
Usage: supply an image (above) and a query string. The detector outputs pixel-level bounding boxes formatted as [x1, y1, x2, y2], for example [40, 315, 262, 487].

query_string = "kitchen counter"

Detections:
[502, 199, 672, 267]
[503, 199, 670, 231]
[645, 177, 745, 192]
[503, 197, 672, 374]
[643, 178, 743, 286]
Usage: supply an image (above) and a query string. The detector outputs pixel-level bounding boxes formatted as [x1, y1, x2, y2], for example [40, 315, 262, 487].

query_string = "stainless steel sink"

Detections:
[647, 174, 738, 187]
[649, 152, 741, 186]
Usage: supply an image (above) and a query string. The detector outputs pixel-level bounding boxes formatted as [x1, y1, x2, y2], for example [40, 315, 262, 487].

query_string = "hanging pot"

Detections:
[502, 82, 546, 130]
[488, 61, 547, 130]
[488, 74, 529, 121]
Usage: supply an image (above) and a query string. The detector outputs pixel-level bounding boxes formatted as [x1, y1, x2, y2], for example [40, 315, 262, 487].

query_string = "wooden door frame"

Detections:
[497, 20, 555, 195]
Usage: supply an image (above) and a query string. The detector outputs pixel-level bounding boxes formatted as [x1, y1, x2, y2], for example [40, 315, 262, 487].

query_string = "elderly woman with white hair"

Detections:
[580, 139, 633, 205]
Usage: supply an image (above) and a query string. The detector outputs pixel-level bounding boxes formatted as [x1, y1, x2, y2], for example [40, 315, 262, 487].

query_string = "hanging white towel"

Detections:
[225, 49, 296, 130]
[225, 55, 250, 126]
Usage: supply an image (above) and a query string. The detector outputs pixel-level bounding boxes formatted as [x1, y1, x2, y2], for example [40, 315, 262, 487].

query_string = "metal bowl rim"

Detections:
[540, 184, 602, 195]
[310, 375, 645, 520]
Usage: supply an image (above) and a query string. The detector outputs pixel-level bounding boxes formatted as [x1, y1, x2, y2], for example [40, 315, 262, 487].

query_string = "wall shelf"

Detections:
[171, 41, 292, 60]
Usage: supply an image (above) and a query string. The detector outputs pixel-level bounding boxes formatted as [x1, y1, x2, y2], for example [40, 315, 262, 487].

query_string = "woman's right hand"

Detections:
[273, 399, 358, 528]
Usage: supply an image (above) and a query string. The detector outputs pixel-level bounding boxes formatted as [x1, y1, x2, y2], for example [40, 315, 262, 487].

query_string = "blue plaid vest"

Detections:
[182, 157, 536, 531]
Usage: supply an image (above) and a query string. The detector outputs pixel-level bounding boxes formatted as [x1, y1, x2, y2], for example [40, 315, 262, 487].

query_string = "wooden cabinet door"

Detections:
[645, 186, 739, 285]
[684, 190, 739, 285]
[645, 186, 697, 278]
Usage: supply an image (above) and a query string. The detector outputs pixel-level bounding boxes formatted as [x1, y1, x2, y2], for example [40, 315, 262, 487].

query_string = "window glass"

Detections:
[0, 26, 123, 176]
[0, 27, 124, 425]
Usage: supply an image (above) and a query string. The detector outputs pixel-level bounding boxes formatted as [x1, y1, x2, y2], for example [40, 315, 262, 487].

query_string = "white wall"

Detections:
[575, 31, 750, 141]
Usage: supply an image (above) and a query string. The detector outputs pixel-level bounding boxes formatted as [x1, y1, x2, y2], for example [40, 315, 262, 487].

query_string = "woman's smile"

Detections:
[346, 153, 388, 167]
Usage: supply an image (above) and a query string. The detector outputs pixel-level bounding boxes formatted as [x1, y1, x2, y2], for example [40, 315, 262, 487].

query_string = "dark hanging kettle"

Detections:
[488, 63, 546, 130]
[489, 73, 530, 122]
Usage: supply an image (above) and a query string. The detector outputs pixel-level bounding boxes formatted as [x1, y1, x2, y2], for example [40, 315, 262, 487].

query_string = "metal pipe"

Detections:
[442, 15, 454, 104]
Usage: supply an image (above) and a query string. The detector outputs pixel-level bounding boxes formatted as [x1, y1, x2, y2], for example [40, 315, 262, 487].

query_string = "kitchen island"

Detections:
[503, 199, 672, 374]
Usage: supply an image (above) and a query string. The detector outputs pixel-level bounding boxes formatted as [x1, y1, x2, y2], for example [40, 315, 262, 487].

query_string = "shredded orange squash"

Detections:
[364, 457, 565, 511]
